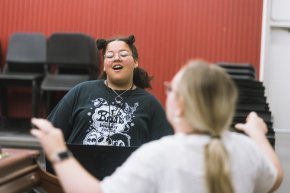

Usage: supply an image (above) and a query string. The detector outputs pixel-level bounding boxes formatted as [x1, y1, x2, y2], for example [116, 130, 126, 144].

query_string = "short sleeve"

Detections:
[149, 97, 173, 140]
[253, 148, 277, 193]
[47, 86, 78, 140]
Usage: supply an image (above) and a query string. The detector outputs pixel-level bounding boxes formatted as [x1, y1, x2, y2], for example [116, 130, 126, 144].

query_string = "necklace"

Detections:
[104, 80, 134, 145]
[105, 80, 134, 104]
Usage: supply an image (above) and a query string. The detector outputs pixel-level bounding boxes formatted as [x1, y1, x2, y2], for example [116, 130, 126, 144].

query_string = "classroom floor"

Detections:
[0, 118, 289, 193]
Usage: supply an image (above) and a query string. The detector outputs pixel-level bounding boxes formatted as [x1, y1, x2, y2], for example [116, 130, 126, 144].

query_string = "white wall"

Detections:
[261, 0, 290, 133]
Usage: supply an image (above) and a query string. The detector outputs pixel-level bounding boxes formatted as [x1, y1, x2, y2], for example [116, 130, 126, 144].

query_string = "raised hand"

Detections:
[235, 111, 268, 138]
[30, 118, 67, 161]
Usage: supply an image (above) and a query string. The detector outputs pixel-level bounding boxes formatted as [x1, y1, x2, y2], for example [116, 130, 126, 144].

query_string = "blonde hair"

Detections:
[175, 60, 238, 193]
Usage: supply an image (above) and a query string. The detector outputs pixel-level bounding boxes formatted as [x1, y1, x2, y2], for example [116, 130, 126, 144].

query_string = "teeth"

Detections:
[113, 65, 123, 70]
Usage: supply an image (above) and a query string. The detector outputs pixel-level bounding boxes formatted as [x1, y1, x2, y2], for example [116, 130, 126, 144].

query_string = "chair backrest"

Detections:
[5, 32, 47, 73]
[0, 40, 2, 72]
[217, 62, 256, 80]
[47, 33, 99, 78]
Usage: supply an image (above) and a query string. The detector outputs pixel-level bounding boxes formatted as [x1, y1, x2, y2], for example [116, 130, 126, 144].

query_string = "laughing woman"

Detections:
[47, 35, 173, 147]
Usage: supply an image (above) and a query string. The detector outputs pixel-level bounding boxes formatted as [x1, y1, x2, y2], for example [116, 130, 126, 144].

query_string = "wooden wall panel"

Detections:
[0, 0, 263, 118]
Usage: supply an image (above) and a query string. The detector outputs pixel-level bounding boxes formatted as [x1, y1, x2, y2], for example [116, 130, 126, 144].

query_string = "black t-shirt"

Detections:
[48, 80, 173, 147]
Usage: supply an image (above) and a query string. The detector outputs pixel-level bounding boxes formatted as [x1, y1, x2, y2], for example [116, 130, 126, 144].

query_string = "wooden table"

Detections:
[0, 148, 64, 193]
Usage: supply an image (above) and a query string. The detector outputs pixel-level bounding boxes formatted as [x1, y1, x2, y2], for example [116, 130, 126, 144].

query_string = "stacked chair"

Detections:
[0, 40, 2, 70]
[218, 62, 275, 147]
[41, 33, 99, 114]
[0, 33, 46, 120]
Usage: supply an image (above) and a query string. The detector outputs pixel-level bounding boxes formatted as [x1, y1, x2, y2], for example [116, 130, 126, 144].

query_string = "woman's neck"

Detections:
[173, 121, 208, 135]
[105, 80, 134, 90]
[173, 120, 193, 134]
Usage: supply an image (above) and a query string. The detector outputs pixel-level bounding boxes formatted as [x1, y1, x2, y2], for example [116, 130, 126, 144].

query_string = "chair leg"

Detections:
[0, 87, 9, 128]
[45, 91, 52, 116]
[32, 81, 38, 118]
[0, 87, 8, 118]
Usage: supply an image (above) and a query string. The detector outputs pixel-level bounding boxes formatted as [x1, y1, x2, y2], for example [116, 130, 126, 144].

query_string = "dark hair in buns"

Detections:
[96, 35, 153, 89]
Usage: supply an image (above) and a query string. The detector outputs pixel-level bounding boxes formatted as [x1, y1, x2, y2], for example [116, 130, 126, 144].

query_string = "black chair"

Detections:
[41, 33, 99, 114]
[0, 40, 2, 71]
[0, 33, 46, 120]
[218, 62, 256, 80]
[219, 63, 275, 147]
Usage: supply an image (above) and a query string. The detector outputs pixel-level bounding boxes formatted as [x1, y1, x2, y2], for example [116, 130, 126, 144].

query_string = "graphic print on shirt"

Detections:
[83, 98, 139, 146]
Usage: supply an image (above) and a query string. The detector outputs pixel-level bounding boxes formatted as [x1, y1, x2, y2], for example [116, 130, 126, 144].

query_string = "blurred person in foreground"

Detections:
[31, 59, 283, 193]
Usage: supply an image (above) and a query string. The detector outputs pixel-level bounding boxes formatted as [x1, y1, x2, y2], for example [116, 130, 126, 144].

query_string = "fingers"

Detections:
[30, 128, 45, 138]
[30, 117, 59, 139]
[235, 111, 268, 137]
[235, 111, 258, 132]
[31, 117, 54, 133]
[242, 111, 259, 125]
[246, 111, 258, 121]
[249, 111, 258, 116]
[30, 118, 67, 159]
[234, 123, 246, 131]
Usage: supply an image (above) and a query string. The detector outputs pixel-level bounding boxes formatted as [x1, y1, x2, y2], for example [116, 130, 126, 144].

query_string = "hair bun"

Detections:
[96, 39, 107, 50]
[128, 35, 135, 44]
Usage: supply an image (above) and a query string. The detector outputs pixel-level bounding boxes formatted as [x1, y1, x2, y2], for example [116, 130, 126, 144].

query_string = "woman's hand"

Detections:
[30, 118, 67, 162]
[235, 111, 268, 138]
[235, 111, 283, 192]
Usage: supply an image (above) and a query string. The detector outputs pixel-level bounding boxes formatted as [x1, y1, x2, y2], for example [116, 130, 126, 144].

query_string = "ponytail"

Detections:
[133, 67, 153, 89]
[174, 60, 237, 193]
[205, 138, 234, 193]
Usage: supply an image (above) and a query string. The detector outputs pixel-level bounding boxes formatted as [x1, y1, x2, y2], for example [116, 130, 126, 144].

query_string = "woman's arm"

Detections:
[235, 112, 284, 193]
[31, 118, 102, 193]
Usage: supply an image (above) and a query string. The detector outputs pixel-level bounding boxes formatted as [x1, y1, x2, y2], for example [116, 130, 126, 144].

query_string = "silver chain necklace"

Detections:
[105, 80, 134, 104]
[105, 80, 134, 144]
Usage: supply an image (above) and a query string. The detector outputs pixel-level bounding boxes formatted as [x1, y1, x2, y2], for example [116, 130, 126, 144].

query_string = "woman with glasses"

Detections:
[32, 59, 282, 193]
[47, 34, 173, 147]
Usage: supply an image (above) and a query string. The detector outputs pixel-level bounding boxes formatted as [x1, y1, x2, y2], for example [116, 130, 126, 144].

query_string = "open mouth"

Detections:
[112, 65, 123, 70]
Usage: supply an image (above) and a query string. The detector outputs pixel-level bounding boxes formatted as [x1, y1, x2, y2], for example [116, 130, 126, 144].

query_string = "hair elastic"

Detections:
[211, 134, 221, 139]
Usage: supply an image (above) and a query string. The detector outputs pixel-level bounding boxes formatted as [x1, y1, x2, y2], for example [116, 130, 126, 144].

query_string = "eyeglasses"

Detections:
[164, 81, 172, 94]
[104, 50, 132, 61]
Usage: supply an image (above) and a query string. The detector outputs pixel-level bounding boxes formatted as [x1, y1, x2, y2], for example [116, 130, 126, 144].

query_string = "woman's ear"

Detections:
[176, 95, 185, 117]
[134, 61, 139, 68]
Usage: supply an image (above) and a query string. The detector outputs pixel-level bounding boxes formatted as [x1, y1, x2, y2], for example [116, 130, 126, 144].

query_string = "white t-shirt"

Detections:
[101, 131, 277, 193]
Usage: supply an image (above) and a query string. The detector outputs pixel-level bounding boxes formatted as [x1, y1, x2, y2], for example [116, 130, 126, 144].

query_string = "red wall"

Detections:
[0, 0, 263, 118]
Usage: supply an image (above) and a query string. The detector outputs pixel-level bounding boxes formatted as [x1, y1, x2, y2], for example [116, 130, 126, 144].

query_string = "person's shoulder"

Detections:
[71, 79, 103, 90]
[226, 131, 253, 143]
[227, 131, 252, 141]
[135, 135, 177, 156]
[77, 79, 103, 87]
[133, 88, 162, 105]
[225, 131, 262, 152]
[134, 87, 152, 96]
